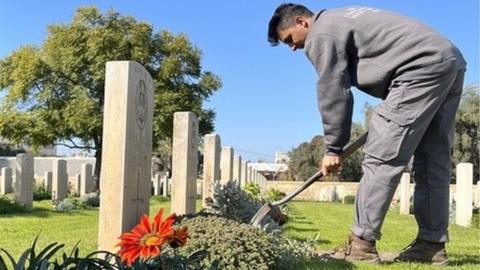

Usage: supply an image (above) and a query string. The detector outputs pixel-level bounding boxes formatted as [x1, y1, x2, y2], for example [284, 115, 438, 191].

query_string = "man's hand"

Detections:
[320, 155, 343, 176]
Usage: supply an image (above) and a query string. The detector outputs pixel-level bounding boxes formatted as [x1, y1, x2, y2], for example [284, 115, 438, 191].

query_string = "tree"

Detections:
[0, 7, 221, 183]
[288, 123, 366, 182]
[453, 86, 479, 182]
[0, 144, 25, 156]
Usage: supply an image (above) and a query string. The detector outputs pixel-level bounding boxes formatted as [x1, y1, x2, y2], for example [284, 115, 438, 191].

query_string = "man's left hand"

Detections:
[320, 155, 343, 176]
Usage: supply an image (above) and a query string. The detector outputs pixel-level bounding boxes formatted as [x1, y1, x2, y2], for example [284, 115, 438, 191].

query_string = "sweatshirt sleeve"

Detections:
[305, 34, 353, 155]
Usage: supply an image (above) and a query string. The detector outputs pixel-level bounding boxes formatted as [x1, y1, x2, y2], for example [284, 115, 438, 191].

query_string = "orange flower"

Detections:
[168, 227, 189, 248]
[117, 208, 176, 265]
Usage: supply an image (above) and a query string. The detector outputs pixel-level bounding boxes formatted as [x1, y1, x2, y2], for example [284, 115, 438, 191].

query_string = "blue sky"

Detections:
[0, 1, 478, 161]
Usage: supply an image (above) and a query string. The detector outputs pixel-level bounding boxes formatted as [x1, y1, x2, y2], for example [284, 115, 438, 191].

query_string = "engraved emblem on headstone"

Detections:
[136, 80, 147, 130]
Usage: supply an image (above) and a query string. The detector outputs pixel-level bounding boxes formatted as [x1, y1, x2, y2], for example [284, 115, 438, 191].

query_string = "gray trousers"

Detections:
[352, 57, 465, 243]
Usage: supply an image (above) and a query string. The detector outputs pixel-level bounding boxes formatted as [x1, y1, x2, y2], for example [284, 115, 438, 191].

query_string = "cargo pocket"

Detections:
[364, 108, 414, 162]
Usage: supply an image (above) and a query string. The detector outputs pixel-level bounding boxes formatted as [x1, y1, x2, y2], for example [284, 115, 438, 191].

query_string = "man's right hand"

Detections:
[319, 155, 343, 176]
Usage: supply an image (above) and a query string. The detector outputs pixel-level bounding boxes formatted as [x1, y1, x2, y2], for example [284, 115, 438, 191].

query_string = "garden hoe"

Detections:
[249, 131, 368, 226]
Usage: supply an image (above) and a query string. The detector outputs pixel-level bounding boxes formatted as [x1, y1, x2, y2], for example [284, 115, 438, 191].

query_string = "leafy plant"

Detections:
[177, 214, 282, 269]
[33, 182, 51, 201]
[206, 181, 287, 230]
[243, 182, 261, 198]
[53, 193, 100, 212]
[176, 214, 319, 270]
[0, 195, 28, 214]
[0, 235, 119, 270]
[150, 195, 170, 203]
[206, 181, 263, 224]
[78, 192, 100, 208]
[53, 198, 84, 212]
[265, 188, 286, 202]
[0, 235, 218, 270]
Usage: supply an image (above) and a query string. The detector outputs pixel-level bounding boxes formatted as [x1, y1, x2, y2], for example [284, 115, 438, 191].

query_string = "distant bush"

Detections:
[53, 194, 100, 212]
[78, 192, 100, 208]
[244, 182, 261, 198]
[0, 196, 28, 214]
[33, 182, 51, 201]
[342, 195, 355, 204]
[53, 198, 79, 212]
[151, 195, 170, 202]
[265, 188, 286, 202]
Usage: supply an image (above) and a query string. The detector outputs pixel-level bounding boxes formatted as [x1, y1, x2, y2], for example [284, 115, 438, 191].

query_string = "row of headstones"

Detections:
[97, 61, 270, 252]
[397, 162, 476, 227]
[0, 155, 95, 207]
[171, 113, 268, 213]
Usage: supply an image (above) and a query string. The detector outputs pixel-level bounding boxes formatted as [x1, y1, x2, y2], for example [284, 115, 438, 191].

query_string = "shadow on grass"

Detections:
[287, 235, 331, 245]
[448, 254, 480, 267]
[289, 220, 314, 225]
[1, 207, 96, 219]
[297, 258, 356, 269]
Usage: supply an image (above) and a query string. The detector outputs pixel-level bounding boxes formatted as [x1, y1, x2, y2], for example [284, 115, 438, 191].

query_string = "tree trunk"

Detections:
[93, 137, 102, 191]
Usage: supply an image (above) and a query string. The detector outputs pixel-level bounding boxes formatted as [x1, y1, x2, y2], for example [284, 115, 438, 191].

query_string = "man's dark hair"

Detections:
[268, 3, 314, 46]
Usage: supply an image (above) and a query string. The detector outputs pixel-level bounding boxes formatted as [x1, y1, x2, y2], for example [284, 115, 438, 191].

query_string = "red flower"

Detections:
[168, 227, 189, 248]
[117, 208, 176, 265]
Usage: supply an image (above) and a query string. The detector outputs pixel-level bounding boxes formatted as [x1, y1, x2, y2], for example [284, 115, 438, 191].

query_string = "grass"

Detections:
[0, 199, 478, 269]
[284, 201, 480, 269]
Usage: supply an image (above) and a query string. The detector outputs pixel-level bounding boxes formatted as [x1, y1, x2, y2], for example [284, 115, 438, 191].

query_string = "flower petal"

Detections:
[139, 214, 152, 233]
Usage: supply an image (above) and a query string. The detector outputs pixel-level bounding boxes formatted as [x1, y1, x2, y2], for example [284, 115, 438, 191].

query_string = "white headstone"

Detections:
[98, 61, 154, 252]
[202, 134, 221, 207]
[15, 154, 34, 207]
[73, 174, 81, 195]
[399, 173, 411, 215]
[153, 174, 162, 196]
[162, 176, 169, 196]
[171, 112, 198, 215]
[0, 167, 13, 194]
[233, 155, 242, 185]
[80, 163, 93, 196]
[44, 171, 52, 193]
[220, 146, 234, 184]
[456, 163, 473, 227]
[52, 159, 68, 201]
[240, 161, 248, 187]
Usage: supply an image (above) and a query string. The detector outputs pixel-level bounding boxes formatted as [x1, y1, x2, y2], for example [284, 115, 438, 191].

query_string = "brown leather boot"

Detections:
[395, 239, 448, 266]
[329, 233, 381, 263]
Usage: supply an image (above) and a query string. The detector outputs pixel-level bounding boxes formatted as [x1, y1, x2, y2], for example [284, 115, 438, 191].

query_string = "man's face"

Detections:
[277, 16, 310, 51]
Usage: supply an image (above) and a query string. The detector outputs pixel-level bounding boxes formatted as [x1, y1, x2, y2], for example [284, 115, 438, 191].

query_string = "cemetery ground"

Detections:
[0, 198, 478, 270]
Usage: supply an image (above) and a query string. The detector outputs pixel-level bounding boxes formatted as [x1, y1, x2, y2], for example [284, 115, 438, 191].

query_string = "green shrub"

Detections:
[265, 188, 286, 202]
[206, 181, 281, 231]
[53, 198, 80, 212]
[177, 214, 284, 270]
[79, 192, 100, 208]
[0, 196, 28, 214]
[53, 193, 101, 212]
[176, 214, 319, 270]
[151, 195, 170, 203]
[342, 195, 355, 204]
[243, 182, 261, 198]
[207, 181, 262, 223]
[33, 182, 51, 201]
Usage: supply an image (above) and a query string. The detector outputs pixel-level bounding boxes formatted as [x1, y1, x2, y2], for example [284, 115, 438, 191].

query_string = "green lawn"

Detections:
[285, 201, 480, 270]
[0, 199, 478, 269]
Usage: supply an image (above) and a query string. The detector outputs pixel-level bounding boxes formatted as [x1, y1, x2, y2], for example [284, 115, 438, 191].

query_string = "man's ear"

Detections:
[295, 16, 309, 27]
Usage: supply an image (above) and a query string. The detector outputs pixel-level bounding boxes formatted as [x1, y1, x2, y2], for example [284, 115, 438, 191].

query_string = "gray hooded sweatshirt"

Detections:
[304, 6, 466, 155]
